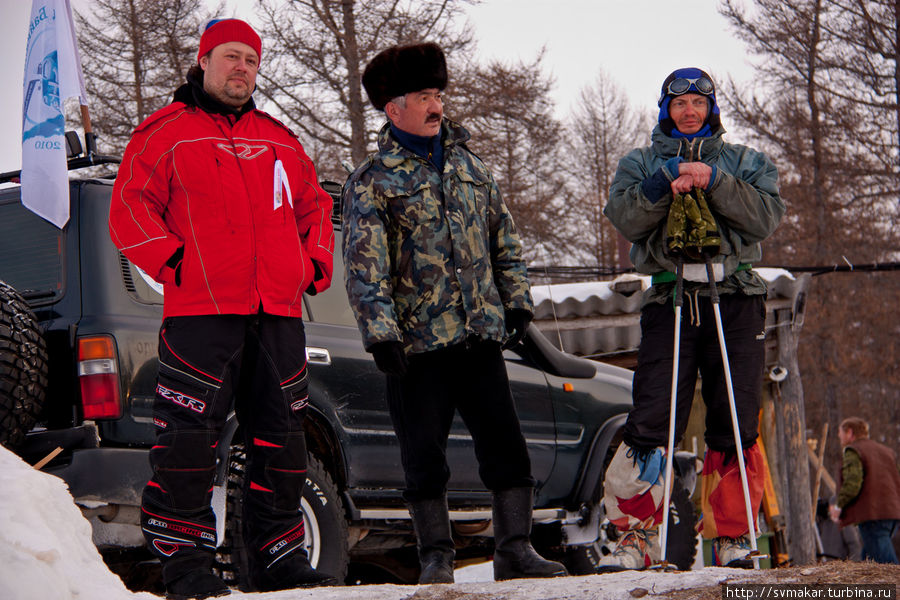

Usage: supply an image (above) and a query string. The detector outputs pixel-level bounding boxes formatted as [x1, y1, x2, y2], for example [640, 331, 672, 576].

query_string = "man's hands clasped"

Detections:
[670, 161, 713, 195]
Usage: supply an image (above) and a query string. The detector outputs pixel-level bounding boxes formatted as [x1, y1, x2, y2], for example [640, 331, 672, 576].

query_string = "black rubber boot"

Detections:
[492, 487, 569, 581]
[408, 496, 456, 584]
[162, 553, 230, 600]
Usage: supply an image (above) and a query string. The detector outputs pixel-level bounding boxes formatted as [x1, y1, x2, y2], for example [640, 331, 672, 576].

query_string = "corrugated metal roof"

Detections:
[531, 269, 809, 364]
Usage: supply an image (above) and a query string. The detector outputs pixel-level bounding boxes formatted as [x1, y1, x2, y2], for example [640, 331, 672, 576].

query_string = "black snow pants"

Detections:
[624, 292, 766, 453]
[385, 339, 535, 503]
[140, 313, 310, 584]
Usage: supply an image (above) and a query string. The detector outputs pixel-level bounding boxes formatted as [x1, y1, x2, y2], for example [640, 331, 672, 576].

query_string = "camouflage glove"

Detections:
[665, 188, 720, 261]
[666, 193, 687, 257]
[683, 188, 720, 260]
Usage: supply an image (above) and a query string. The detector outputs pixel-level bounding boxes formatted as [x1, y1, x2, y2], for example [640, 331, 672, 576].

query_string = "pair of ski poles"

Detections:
[655, 254, 764, 570]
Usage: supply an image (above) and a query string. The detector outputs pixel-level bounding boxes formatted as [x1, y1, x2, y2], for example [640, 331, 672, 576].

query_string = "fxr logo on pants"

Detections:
[157, 384, 206, 413]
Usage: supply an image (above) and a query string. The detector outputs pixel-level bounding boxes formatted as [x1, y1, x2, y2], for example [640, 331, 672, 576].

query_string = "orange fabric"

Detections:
[699, 444, 765, 539]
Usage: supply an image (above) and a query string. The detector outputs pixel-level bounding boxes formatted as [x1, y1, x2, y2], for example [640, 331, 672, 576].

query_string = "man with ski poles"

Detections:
[599, 68, 785, 571]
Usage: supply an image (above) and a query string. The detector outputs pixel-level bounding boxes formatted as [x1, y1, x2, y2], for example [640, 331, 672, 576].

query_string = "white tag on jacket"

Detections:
[273, 160, 293, 210]
[683, 263, 724, 282]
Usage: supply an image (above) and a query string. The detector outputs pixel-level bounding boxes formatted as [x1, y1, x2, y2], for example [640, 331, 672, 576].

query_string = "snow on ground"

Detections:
[0, 444, 754, 600]
[0, 444, 156, 600]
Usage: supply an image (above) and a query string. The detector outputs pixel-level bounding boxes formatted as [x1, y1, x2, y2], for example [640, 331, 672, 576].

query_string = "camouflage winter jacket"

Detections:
[605, 124, 785, 306]
[342, 118, 533, 354]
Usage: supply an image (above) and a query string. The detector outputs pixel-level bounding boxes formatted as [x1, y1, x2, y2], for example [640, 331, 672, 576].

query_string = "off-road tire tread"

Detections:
[0, 280, 48, 450]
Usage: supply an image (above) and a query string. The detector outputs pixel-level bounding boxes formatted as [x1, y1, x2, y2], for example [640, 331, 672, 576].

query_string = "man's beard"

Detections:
[222, 81, 252, 106]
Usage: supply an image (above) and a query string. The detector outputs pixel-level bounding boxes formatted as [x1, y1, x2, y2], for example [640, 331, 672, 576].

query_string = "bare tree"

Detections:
[252, 1, 586, 262]
[74, 0, 221, 154]
[253, 0, 477, 180]
[721, 0, 898, 260]
[564, 72, 652, 268]
[449, 53, 573, 265]
[720, 0, 900, 485]
[818, 0, 900, 181]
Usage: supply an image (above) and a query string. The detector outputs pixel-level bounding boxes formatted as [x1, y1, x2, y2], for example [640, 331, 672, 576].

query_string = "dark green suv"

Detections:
[0, 161, 697, 588]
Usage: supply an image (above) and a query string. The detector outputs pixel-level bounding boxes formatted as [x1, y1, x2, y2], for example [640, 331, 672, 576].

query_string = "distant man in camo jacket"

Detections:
[342, 42, 567, 585]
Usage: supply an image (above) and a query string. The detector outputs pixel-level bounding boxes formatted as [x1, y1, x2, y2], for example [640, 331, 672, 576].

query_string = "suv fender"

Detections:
[571, 413, 627, 506]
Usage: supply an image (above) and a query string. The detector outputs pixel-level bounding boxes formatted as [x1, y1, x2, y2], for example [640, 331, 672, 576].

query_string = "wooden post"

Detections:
[79, 104, 92, 134]
[772, 273, 816, 565]
[807, 446, 837, 494]
[810, 423, 828, 512]
[32, 447, 63, 470]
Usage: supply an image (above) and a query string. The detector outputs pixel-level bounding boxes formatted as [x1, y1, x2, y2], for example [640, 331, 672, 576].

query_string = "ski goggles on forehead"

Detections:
[665, 76, 715, 98]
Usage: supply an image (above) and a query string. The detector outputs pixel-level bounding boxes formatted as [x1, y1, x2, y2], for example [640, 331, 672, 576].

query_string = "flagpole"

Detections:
[79, 103, 96, 156]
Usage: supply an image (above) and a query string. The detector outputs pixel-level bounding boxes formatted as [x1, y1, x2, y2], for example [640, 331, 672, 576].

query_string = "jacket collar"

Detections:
[376, 117, 470, 168]
[173, 68, 256, 118]
[650, 123, 726, 161]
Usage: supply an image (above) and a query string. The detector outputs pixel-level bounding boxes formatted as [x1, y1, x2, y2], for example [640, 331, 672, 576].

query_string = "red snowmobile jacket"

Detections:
[109, 102, 334, 318]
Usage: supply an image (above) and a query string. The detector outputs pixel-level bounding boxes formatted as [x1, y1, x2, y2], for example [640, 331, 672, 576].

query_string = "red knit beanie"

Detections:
[197, 19, 262, 63]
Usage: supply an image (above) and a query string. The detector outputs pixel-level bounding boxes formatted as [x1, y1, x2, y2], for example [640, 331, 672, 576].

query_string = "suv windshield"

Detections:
[0, 195, 64, 303]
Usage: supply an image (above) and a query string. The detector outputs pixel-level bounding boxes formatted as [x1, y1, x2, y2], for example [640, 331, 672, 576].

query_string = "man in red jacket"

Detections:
[109, 18, 335, 599]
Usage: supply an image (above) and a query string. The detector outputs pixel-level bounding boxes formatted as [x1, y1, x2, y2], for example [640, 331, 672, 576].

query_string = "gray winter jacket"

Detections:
[605, 124, 784, 305]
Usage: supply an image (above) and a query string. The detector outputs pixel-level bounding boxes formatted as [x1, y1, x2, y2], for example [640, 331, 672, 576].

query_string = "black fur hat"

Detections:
[362, 42, 447, 110]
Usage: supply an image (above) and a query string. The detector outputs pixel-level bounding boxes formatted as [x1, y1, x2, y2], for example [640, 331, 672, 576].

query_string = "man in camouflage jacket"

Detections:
[342, 42, 566, 584]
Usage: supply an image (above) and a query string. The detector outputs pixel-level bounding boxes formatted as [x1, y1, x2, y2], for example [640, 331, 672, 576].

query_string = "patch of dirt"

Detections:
[657, 561, 900, 599]
[405, 588, 502, 600]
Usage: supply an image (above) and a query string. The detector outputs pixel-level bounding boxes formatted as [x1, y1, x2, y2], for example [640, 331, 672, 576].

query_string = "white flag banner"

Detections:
[21, 0, 87, 229]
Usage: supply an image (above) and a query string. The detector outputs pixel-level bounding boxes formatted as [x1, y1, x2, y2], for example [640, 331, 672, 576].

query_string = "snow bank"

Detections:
[0, 443, 753, 600]
[0, 445, 155, 600]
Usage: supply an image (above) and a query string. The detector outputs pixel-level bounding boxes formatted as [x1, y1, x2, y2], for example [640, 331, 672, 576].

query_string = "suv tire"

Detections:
[216, 444, 349, 588]
[659, 482, 698, 570]
[0, 280, 48, 450]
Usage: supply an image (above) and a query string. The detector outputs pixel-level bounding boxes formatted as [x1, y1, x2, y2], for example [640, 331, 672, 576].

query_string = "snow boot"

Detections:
[245, 513, 337, 590]
[491, 487, 568, 580]
[248, 547, 337, 591]
[596, 528, 661, 573]
[161, 553, 230, 600]
[713, 535, 755, 568]
[408, 496, 456, 584]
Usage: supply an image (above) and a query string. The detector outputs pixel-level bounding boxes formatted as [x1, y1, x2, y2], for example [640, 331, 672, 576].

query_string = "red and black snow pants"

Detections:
[140, 313, 310, 584]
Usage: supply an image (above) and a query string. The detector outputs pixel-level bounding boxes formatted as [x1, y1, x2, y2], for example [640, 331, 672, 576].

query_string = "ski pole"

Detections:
[658, 254, 684, 568]
[704, 258, 762, 569]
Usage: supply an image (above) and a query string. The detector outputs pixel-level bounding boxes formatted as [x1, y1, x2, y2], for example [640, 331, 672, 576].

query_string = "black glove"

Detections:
[503, 308, 532, 349]
[305, 261, 324, 296]
[165, 246, 184, 286]
[370, 341, 409, 377]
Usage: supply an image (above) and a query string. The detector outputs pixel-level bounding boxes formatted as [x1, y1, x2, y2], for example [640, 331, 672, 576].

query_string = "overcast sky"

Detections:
[0, 0, 755, 173]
